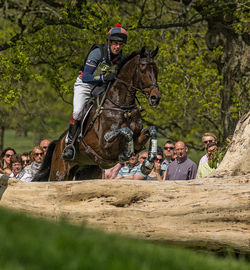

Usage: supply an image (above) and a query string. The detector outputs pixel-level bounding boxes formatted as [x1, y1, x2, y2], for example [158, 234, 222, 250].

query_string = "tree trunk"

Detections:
[199, 2, 250, 139]
[0, 126, 5, 150]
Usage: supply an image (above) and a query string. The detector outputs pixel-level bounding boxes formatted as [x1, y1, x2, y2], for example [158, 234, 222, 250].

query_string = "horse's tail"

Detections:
[32, 140, 58, 182]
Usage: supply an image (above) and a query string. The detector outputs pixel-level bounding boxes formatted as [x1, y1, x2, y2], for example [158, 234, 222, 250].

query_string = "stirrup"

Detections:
[61, 144, 76, 161]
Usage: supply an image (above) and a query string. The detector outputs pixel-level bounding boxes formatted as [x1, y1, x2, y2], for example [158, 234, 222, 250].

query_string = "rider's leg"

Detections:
[62, 78, 93, 161]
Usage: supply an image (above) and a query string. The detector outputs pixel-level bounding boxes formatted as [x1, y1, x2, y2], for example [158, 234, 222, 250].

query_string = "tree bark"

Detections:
[196, 1, 250, 139]
[0, 175, 249, 254]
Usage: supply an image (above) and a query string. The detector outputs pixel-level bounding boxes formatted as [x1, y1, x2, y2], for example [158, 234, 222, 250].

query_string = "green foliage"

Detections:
[0, 207, 249, 270]
[0, 0, 248, 149]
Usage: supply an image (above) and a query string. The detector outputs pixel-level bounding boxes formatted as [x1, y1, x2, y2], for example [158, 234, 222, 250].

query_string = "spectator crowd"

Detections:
[0, 132, 232, 182]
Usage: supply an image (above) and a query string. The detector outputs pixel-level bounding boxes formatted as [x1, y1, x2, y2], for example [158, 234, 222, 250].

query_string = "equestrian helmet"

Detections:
[107, 24, 127, 44]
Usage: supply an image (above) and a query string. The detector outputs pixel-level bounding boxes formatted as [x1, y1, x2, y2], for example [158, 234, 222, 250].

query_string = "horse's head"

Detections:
[135, 46, 161, 106]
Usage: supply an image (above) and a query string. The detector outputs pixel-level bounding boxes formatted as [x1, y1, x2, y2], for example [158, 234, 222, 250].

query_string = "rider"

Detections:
[62, 24, 128, 161]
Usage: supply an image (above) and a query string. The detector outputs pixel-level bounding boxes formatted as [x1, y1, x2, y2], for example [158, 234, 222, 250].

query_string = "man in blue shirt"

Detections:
[116, 154, 146, 180]
[165, 141, 197, 180]
[62, 24, 128, 161]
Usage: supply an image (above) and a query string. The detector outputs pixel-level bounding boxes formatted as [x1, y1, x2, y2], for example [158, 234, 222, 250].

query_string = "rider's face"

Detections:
[110, 41, 124, 55]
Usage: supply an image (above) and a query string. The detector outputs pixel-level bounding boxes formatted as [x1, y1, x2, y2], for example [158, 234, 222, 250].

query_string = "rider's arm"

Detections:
[81, 48, 104, 83]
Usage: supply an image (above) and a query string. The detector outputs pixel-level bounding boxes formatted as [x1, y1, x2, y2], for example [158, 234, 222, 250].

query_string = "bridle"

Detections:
[115, 55, 159, 98]
[105, 55, 159, 111]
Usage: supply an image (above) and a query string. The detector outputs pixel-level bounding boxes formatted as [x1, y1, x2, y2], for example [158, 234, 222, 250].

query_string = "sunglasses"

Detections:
[35, 152, 43, 157]
[155, 158, 163, 162]
[203, 140, 214, 144]
[5, 154, 13, 158]
[42, 146, 48, 150]
[24, 160, 30, 164]
[164, 147, 174, 150]
[139, 156, 147, 160]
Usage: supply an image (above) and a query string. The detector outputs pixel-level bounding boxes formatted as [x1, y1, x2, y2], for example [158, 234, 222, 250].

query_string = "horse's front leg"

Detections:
[141, 126, 158, 175]
[104, 127, 134, 161]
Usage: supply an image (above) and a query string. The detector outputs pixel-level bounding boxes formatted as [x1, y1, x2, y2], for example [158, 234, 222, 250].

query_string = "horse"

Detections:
[34, 46, 161, 181]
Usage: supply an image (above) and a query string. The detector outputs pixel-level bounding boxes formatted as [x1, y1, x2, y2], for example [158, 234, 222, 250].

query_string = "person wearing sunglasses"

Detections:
[138, 152, 149, 164]
[20, 146, 44, 182]
[40, 139, 51, 155]
[21, 152, 31, 168]
[161, 140, 175, 175]
[146, 149, 164, 180]
[0, 147, 16, 176]
[196, 142, 218, 179]
[199, 132, 217, 166]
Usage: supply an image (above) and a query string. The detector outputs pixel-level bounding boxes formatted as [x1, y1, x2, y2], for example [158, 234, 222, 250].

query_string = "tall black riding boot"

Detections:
[61, 121, 80, 161]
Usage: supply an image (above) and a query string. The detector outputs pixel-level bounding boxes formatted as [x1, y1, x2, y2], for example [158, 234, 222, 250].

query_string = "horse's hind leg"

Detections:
[104, 127, 134, 161]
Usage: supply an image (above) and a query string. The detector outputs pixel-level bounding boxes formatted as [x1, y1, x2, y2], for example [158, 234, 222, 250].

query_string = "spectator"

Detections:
[196, 142, 218, 178]
[164, 141, 197, 180]
[115, 154, 146, 180]
[103, 162, 125, 179]
[199, 132, 217, 166]
[9, 154, 25, 179]
[40, 139, 51, 154]
[20, 146, 44, 182]
[161, 140, 175, 173]
[138, 151, 148, 164]
[21, 152, 31, 168]
[146, 151, 164, 180]
[0, 147, 16, 176]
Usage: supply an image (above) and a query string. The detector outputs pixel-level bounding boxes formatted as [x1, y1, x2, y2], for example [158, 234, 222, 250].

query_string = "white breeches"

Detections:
[73, 77, 95, 120]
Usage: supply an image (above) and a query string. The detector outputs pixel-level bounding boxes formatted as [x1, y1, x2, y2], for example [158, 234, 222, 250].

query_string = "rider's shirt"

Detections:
[81, 45, 124, 84]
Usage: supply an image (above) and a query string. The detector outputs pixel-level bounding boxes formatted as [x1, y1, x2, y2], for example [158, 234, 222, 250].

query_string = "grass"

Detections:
[0, 206, 249, 270]
[3, 129, 56, 154]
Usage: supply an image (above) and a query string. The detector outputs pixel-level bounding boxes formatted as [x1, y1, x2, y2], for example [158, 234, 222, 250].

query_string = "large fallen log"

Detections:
[0, 174, 249, 254]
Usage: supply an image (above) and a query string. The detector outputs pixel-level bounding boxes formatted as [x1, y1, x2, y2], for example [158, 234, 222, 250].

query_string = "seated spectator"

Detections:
[164, 141, 197, 180]
[20, 146, 44, 182]
[199, 132, 217, 166]
[146, 150, 164, 180]
[9, 154, 25, 179]
[196, 142, 218, 178]
[40, 139, 51, 155]
[0, 147, 16, 176]
[115, 154, 146, 180]
[138, 151, 148, 163]
[21, 152, 31, 168]
[161, 140, 175, 174]
[103, 162, 125, 179]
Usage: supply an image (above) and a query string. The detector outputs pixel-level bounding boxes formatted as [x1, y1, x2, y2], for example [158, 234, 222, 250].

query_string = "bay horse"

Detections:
[34, 46, 161, 181]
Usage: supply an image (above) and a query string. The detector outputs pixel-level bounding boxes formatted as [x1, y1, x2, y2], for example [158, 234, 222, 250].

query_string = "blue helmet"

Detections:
[107, 24, 127, 44]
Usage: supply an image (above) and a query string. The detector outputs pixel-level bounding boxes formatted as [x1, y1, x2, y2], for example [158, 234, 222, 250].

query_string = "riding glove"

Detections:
[103, 72, 116, 82]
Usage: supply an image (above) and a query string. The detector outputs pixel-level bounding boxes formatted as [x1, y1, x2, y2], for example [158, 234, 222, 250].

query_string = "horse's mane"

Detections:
[118, 49, 140, 73]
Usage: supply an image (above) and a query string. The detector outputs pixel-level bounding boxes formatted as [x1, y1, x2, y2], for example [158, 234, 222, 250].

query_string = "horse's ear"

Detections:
[151, 46, 159, 58]
[140, 46, 146, 57]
